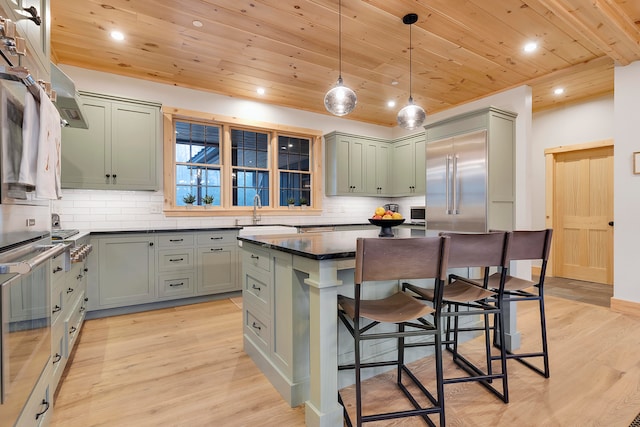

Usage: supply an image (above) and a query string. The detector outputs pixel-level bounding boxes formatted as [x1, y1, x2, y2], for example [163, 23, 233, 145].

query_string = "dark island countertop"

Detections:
[238, 227, 436, 260]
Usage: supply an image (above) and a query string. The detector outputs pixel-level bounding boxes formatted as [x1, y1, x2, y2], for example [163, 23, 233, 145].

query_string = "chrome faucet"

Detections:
[252, 194, 262, 224]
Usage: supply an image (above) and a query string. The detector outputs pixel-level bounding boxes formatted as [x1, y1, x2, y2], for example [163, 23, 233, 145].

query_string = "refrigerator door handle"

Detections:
[452, 154, 459, 214]
[445, 155, 452, 214]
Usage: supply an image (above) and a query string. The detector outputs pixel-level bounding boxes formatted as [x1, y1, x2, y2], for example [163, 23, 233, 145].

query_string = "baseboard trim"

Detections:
[610, 297, 640, 317]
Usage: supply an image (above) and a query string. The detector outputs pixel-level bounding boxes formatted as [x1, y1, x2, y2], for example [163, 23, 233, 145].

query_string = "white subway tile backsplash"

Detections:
[57, 188, 421, 231]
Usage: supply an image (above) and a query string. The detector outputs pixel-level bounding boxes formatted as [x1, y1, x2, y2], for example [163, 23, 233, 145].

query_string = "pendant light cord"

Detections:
[338, 0, 343, 79]
[409, 20, 413, 100]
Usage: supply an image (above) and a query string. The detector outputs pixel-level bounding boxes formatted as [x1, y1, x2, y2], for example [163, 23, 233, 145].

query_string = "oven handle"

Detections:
[0, 244, 69, 274]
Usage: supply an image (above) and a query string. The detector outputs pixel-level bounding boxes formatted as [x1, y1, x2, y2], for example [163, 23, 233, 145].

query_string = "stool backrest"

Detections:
[439, 231, 511, 269]
[355, 236, 450, 284]
[506, 229, 553, 262]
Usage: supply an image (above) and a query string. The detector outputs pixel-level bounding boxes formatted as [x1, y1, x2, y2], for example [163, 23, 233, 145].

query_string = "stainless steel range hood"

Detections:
[50, 63, 88, 129]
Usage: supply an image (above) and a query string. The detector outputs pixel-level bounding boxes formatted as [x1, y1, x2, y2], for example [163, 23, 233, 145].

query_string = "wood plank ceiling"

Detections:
[50, 0, 640, 127]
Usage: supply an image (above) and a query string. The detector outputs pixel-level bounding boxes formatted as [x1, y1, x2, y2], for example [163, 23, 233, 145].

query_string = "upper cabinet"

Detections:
[0, 0, 50, 79]
[324, 131, 392, 197]
[61, 92, 161, 190]
[324, 131, 423, 198]
[391, 133, 426, 196]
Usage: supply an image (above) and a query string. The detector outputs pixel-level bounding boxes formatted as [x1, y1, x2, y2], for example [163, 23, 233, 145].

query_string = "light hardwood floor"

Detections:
[51, 288, 640, 427]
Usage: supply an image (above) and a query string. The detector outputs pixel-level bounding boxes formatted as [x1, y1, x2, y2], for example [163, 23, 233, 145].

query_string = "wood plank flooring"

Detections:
[51, 287, 639, 427]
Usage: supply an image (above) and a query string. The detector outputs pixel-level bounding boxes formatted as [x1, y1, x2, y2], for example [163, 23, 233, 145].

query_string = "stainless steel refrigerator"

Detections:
[426, 129, 488, 232]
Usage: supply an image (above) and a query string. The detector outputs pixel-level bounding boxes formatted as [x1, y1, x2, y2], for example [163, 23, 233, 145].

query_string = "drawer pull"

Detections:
[77, 274, 83, 280]
[67, 287, 74, 294]
[52, 305, 61, 314]
[53, 266, 62, 273]
[69, 326, 77, 334]
[210, 236, 223, 240]
[210, 248, 223, 252]
[80, 306, 86, 313]
[169, 238, 184, 242]
[35, 399, 50, 420]
[250, 254, 259, 259]
[169, 282, 184, 287]
[52, 353, 62, 364]
[251, 284, 261, 291]
[169, 258, 184, 262]
[251, 322, 261, 331]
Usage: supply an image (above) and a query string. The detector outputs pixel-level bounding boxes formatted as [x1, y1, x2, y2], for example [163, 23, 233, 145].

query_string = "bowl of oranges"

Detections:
[369, 207, 404, 237]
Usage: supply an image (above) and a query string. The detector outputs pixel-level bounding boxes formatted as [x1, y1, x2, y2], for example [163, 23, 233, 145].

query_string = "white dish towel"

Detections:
[19, 89, 40, 187]
[35, 84, 62, 200]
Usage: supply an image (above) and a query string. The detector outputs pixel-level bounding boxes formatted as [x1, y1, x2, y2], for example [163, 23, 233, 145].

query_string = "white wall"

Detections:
[531, 95, 614, 228]
[613, 61, 640, 303]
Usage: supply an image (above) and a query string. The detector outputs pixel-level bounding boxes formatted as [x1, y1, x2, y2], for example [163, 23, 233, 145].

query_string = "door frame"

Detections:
[543, 138, 614, 279]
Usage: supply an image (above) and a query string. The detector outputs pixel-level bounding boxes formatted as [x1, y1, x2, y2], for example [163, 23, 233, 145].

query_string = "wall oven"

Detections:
[0, 235, 68, 425]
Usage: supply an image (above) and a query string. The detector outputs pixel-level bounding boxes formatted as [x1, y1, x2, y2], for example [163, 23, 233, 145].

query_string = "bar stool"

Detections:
[404, 231, 511, 403]
[337, 236, 450, 427]
[487, 229, 553, 378]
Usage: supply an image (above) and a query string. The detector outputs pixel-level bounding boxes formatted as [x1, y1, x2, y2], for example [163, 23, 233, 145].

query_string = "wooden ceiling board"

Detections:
[50, 0, 638, 126]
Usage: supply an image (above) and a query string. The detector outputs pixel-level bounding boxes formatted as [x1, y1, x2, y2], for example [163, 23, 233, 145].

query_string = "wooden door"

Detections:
[552, 145, 614, 284]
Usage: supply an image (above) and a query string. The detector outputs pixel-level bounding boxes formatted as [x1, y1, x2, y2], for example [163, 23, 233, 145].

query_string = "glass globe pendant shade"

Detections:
[324, 77, 357, 116]
[397, 97, 426, 130]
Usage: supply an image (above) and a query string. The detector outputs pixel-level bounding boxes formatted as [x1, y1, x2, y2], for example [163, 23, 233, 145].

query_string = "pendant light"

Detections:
[397, 13, 426, 130]
[324, 0, 357, 116]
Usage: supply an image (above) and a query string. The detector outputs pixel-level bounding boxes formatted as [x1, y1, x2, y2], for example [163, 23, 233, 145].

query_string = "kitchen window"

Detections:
[162, 107, 322, 216]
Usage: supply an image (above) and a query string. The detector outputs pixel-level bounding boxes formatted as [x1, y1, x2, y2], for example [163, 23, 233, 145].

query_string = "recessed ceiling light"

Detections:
[391, 80, 399, 86]
[387, 100, 396, 108]
[523, 42, 538, 53]
[192, 20, 203, 28]
[554, 88, 565, 95]
[110, 31, 125, 41]
[257, 87, 265, 95]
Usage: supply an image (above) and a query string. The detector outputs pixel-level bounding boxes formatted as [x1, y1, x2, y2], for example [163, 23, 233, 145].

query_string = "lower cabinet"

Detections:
[88, 230, 240, 313]
[241, 243, 309, 407]
[92, 235, 156, 309]
[15, 365, 52, 427]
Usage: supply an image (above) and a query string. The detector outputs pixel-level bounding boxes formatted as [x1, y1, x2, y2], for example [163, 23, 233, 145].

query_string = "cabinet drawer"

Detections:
[197, 231, 237, 246]
[158, 233, 194, 248]
[243, 271, 270, 314]
[51, 250, 68, 283]
[158, 249, 194, 271]
[51, 284, 64, 325]
[242, 246, 270, 272]
[64, 267, 83, 307]
[51, 324, 67, 390]
[244, 308, 269, 354]
[158, 272, 195, 298]
[65, 292, 86, 353]
[15, 369, 52, 427]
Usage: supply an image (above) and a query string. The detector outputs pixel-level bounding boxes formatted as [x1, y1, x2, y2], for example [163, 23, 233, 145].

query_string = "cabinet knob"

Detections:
[149, 242, 154, 247]
[112, 174, 117, 179]
[105, 174, 110, 178]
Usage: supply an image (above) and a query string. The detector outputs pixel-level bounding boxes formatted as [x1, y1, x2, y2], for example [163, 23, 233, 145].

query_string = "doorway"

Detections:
[545, 140, 614, 285]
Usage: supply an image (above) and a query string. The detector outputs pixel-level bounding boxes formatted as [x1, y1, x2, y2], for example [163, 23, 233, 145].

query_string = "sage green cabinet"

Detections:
[325, 131, 391, 197]
[392, 133, 426, 196]
[61, 92, 161, 190]
[196, 230, 239, 295]
[88, 230, 239, 313]
[92, 235, 156, 309]
[364, 140, 391, 195]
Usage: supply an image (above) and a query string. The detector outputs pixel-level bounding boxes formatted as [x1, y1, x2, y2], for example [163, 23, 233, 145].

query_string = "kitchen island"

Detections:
[238, 228, 439, 427]
[238, 227, 523, 427]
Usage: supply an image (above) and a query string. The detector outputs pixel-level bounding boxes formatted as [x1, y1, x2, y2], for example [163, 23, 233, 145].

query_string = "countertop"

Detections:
[238, 227, 436, 260]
